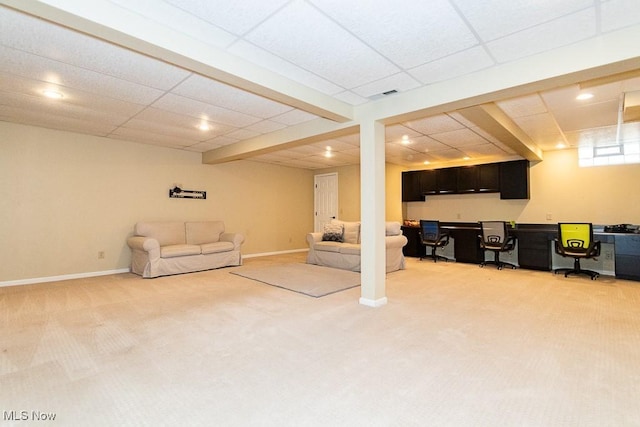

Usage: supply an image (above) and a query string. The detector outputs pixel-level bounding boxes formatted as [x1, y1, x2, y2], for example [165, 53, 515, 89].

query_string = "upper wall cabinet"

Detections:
[499, 160, 529, 199]
[401, 160, 529, 201]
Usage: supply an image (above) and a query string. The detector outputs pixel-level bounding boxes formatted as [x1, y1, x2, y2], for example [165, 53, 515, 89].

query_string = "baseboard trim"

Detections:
[359, 297, 388, 307]
[243, 248, 308, 259]
[0, 268, 131, 288]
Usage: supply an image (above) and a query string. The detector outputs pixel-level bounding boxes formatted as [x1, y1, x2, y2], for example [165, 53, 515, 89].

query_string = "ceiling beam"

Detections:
[457, 104, 543, 162]
[202, 119, 359, 164]
[2, 0, 354, 123]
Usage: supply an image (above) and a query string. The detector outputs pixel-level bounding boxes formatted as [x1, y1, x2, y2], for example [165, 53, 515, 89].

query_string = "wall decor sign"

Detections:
[169, 186, 206, 199]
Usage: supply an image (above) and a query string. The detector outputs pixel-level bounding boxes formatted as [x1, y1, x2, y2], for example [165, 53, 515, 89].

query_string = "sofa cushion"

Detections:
[322, 223, 344, 242]
[136, 222, 185, 246]
[331, 219, 360, 244]
[160, 244, 201, 258]
[201, 241, 235, 255]
[385, 221, 401, 236]
[186, 221, 225, 245]
[338, 243, 361, 255]
[313, 241, 341, 253]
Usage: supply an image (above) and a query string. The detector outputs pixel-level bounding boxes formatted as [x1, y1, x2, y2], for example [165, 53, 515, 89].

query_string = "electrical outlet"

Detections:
[546, 213, 552, 220]
[98, 251, 105, 259]
[604, 251, 613, 260]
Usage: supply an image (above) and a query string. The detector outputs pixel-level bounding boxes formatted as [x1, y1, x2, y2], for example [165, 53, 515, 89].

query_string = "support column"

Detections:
[359, 119, 387, 307]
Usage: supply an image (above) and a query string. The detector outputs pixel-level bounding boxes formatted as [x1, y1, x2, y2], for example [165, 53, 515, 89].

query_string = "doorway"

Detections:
[314, 173, 338, 232]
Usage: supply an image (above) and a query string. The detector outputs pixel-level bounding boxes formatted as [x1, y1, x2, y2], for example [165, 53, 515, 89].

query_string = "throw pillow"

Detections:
[322, 223, 344, 242]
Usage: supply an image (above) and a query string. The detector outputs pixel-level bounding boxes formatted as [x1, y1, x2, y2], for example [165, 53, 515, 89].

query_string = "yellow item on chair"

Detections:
[554, 223, 601, 280]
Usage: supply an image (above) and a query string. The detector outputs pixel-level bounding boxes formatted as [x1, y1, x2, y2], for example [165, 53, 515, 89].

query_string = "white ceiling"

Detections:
[1, 0, 640, 170]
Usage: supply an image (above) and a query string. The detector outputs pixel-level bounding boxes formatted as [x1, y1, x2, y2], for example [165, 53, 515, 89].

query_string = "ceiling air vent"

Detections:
[368, 89, 399, 101]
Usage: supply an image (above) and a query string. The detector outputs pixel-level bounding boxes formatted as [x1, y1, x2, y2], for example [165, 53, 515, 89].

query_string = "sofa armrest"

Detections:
[127, 236, 161, 261]
[385, 234, 408, 249]
[220, 232, 245, 250]
[306, 232, 323, 247]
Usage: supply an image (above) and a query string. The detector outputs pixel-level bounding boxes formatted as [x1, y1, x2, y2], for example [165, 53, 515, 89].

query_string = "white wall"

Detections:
[0, 122, 314, 283]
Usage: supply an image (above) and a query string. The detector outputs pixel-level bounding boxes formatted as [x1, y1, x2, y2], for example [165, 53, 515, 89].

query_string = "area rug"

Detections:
[230, 263, 360, 297]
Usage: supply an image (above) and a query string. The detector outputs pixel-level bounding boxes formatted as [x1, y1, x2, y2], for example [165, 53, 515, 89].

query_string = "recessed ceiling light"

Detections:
[324, 150, 333, 158]
[401, 135, 410, 145]
[42, 89, 63, 99]
[197, 122, 210, 131]
[576, 93, 593, 101]
[423, 160, 430, 165]
[556, 142, 567, 149]
[463, 156, 471, 160]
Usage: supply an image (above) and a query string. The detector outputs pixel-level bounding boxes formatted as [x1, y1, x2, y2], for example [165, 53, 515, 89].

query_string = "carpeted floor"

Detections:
[2, 252, 640, 426]
[230, 262, 360, 297]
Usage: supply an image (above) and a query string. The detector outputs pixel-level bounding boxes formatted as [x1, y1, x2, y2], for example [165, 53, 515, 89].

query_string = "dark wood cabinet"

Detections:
[499, 160, 529, 199]
[513, 227, 553, 270]
[447, 226, 484, 263]
[436, 168, 457, 194]
[402, 160, 528, 200]
[614, 234, 640, 281]
[457, 166, 478, 193]
[401, 226, 424, 257]
[478, 163, 500, 192]
[421, 170, 437, 195]
[402, 170, 423, 202]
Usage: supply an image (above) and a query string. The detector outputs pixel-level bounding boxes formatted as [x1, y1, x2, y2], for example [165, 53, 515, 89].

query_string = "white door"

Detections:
[314, 173, 338, 232]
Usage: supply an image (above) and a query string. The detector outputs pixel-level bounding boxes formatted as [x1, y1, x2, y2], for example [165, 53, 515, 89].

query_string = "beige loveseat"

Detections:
[127, 221, 244, 278]
[306, 220, 408, 272]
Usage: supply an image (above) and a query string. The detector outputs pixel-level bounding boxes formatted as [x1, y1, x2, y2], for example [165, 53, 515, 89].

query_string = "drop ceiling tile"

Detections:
[454, 0, 592, 42]
[204, 135, 240, 147]
[425, 148, 467, 161]
[228, 40, 344, 95]
[497, 93, 548, 118]
[164, 0, 290, 35]
[152, 93, 262, 127]
[460, 143, 508, 157]
[601, 0, 640, 32]
[0, 105, 116, 136]
[110, 127, 191, 149]
[270, 109, 318, 126]
[404, 114, 466, 134]
[224, 128, 260, 140]
[109, 0, 237, 48]
[409, 46, 494, 85]
[245, 120, 287, 134]
[244, 0, 399, 89]
[552, 99, 619, 132]
[408, 135, 450, 153]
[0, 72, 147, 117]
[282, 158, 328, 169]
[0, 90, 132, 126]
[486, 8, 596, 63]
[310, 139, 358, 151]
[333, 90, 369, 106]
[118, 119, 208, 143]
[0, 47, 166, 104]
[352, 73, 421, 99]
[430, 128, 489, 147]
[311, 0, 477, 69]
[172, 74, 293, 118]
[510, 113, 565, 148]
[335, 133, 361, 145]
[183, 141, 222, 152]
[386, 124, 422, 142]
[133, 108, 235, 137]
[0, 8, 190, 90]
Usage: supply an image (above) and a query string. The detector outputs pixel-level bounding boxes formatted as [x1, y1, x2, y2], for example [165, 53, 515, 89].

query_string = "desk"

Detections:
[402, 222, 640, 281]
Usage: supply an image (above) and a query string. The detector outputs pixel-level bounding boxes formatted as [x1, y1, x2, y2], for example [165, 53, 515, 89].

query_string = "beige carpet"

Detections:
[230, 262, 360, 297]
[2, 252, 640, 426]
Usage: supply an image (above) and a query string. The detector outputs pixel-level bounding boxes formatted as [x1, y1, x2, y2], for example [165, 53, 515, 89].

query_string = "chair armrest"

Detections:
[590, 240, 602, 257]
[220, 232, 245, 250]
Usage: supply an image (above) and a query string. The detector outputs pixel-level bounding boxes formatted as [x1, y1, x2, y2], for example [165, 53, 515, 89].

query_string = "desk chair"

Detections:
[479, 221, 517, 269]
[419, 220, 450, 262]
[554, 223, 601, 280]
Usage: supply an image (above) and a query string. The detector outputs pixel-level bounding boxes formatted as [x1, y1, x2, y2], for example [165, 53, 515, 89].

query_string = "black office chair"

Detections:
[479, 221, 517, 269]
[554, 223, 601, 280]
[419, 220, 450, 262]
